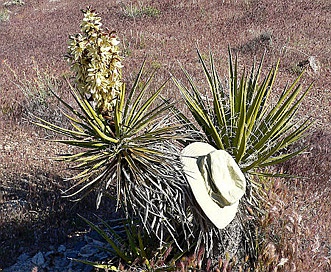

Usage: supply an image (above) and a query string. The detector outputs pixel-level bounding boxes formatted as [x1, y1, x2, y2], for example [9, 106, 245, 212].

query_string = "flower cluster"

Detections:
[67, 7, 123, 114]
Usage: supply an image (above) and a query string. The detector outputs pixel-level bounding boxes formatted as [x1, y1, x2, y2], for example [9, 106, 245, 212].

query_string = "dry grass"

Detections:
[257, 177, 331, 271]
[0, 0, 330, 270]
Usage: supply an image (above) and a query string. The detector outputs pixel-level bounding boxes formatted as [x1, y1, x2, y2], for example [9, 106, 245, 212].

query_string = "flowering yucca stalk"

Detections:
[67, 7, 123, 115]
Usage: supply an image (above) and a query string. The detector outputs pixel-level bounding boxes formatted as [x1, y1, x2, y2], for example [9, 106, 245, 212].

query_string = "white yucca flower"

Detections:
[66, 7, 123, 115]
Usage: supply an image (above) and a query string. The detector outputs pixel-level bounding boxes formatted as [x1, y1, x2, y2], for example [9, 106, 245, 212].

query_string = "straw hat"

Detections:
[181, 142, 246, 229]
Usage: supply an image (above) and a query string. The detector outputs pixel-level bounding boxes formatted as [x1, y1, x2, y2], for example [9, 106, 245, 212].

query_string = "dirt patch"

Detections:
[0, 0, 330, 270]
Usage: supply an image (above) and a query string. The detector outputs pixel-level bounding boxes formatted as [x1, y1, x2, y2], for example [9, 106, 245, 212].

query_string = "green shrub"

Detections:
[0, 8, 10, 22]
[35, 7, 193, 252]
[3, 0, 25, 7]
[173, 48, 314, 267]
[174, 48, 313, 177]
[121, 2, 161, 18]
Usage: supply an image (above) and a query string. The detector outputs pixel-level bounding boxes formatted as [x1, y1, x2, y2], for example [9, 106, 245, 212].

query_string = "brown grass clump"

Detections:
[0, 0, 330, 270]
[258, 175, 331, 271]
[257, 130, 331, 271]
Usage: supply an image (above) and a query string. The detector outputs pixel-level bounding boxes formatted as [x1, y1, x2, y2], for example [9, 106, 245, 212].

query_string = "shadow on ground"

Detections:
[0, 168, 119, 269]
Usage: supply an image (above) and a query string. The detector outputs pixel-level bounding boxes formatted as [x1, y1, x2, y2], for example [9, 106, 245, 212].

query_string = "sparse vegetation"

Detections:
[120, 2, 161, 18]
[35, 9, 195, 264]
[0, 0, 25, 23]
[0, 1, 330, 271]
[3, 0, 24, 7]
[3, 61, 67, 128]
[0, 7, 9, 22]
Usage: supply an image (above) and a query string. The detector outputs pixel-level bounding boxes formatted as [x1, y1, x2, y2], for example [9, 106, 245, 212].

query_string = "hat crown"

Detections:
[198, 150, 246, 207]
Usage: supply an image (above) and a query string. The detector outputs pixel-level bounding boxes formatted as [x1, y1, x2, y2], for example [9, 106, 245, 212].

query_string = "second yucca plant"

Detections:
[36, 7, 193, 249]
[173, 48, 313, 265]
[174, 48, 313, 178]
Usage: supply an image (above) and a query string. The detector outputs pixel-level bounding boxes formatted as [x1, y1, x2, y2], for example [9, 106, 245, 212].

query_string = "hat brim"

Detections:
[181, 142, 239, 229]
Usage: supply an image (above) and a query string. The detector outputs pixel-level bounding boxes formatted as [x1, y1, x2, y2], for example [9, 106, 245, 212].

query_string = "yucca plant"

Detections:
[75, 215, 183, 271]
[174, 48, 313, 178]
[35, 7, 194, 250]
[75, 215, 229, 271]
[172, 48, 314, 266]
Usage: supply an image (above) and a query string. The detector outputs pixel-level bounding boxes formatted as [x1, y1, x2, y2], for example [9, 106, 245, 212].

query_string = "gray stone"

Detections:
[3, 230, 113, 272]
[82, 266, 94, 272]
[53, 256, 70, 268]
[78, 244, 99, 258]
[57, 244, 66, 253]
[84, 234, 94, 244]
[17, 253, 30, 262]
[31, 251, 45, 266]
[73, 240, 86, 251]
[44, 250, 55, 258]
[66, 249, 78, 259]
[94, 251, 109, 260]
[2, 262, 34, 272]
[91, 238, 105, 247]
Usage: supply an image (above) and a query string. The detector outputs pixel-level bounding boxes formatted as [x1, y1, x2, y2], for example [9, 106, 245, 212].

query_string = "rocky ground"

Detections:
[1, 0, 330, 271]
[3, 231, 112, 272]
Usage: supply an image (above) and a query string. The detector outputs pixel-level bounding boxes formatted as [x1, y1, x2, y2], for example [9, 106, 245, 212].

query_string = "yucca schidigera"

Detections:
[66, 7, 123, 115]
[173, 49, 314, 262]
[174, 49, 313, 176]
[34, 7, 197, 251]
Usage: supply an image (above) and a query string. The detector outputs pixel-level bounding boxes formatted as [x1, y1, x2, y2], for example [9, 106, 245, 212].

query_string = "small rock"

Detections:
[79, 244, 99, 258]
[82, 265, 94, 272]
[66, 249, 78, 259]
[94, 251, 109, 261]
[91, 238, 105, 247]
[44, 250, 55, 258]
[31, 251, 45, 266]
[53, 256, 70, 268]
[57, 244, 66, 253]
[71, 261, 92, 272]
[84, 234, 94, 244]
[73, 240, 86, 251]
[88, 230, 103, 241]
[17, 253, 30, 262]
[308, 56, 320, 73]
